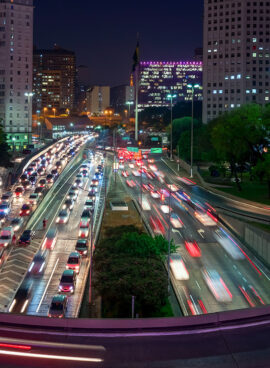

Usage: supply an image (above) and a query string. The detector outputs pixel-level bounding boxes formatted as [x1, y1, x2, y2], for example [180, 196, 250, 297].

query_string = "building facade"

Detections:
[203, 0, 270, 123]
[0, 0, 33, 149]
[86, 86, 110, 115]
[110, 84, 134, 113]
[139, 61, 202, 110]
[33, 45, 76, 113]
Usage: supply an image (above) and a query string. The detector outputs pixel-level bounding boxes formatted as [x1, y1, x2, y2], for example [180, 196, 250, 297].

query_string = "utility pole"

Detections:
[167, 187, 172, 294]
[89, 212, 94, 304]
[187, 83, 200, 178]
[131, 295, 135, 318]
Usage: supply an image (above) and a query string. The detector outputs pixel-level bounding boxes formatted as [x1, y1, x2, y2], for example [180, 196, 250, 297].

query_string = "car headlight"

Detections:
[83, 250, 87, 254]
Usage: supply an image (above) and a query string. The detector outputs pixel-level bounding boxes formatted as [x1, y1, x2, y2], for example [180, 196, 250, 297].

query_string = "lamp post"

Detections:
[167, 94, 177, 161]
[24, 92, 34, 145]
[12, 137, 16, 153]
[70, 122, 74, 135]
[52, 107, 56, 117]
[187, 83, 200, 178]
[166, 186, 172, 293]
[126, 101, 134, 122]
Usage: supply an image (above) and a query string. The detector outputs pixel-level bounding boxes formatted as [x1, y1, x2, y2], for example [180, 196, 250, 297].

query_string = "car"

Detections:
[169, 254, 189, 280]
[22, 180, 31, 190]
[46, 174, 54, 183]
[18, 229, 33, 245]
[67, 190, 78, 201]
[150, 190, 161, 199]
[184, 240, 201, 257]
[80, 164, 88, 172]
[0, 227, 14, 247]
[84, 200, 94, 211]
[19, 174, 28, 183]
[82, 169, 89, 177]
[51, 169, 58, 177]
[194, 211, 217, 226]
[37, 167, 45, 175]
[149, 216, 165, 235]
[202, 268, 232, 303]
[38, 179, 46, 188]
[160, 205, 172, 214]
[122, 170, 129, 178]
[58, 269, 76, 294]
[28, 193, 39, 205]
[48, 295, 68, 318]
[28, 250, 48, 275]
[75, 239, 89, 256]
[62, 199, 74, 211]
[0, 192, 13, 204]
[89, 184, 98, 193]
[0, 203, 10, 216]
[56, 209, 70, 224]
[66, 251, 81, 274]
[126, 179, 136, 188]
[76, 173, 83, 179]
[87, 192, 96, 201]
[94, 172, 101, 179]
[78, 222, 89, 238]
[132, 170, 140, 177]
[25, 166, 34, 175]
[0, 213, 6, 226]
[74, 179, 82, 187]
[29, 176, 37, 185]
[42, 227, 58, 250]
[14, 186, 24, 198]
[10, 217, 24, 232]
[129, 163, 135, 169]
[9, 278, 33, 313]
[20, 204, 31, 217]
[34, 187, 44, 197]
[91, 179, 99, 186]
[170, 213, 183, 228]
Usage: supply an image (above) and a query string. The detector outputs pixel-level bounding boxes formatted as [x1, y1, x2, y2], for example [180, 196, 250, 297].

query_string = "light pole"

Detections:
[70, 122, 74, 135]
[24, 92, 34, 145]
[166, 186, 172, 293]
[12, 137, 16, 154]
[187, 83, 200, 178]
[167, 94, 176, 161]
[52, 107, 56, 117]
[126, 101, 134, 122]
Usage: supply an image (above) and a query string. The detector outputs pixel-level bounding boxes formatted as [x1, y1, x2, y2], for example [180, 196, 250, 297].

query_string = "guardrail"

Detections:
[1, 304, 270, 334]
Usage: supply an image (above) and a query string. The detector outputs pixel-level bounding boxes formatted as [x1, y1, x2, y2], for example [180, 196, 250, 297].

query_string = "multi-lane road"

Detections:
[117, 152, 270, 315]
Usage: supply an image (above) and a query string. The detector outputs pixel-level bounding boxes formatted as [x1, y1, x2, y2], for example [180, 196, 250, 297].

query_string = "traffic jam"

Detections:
[118, 148, 267, 315]
[9, 149, 104, 317]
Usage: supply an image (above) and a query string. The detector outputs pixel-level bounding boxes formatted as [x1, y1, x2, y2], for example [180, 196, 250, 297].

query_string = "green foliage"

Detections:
[0, 122, 12, 167]
[252, 154, 270, 198]
[94, 226, 175, 317]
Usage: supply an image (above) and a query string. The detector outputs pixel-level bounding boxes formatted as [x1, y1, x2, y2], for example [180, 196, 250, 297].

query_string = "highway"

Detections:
[26, 151, 106, 317]
[117, 152, 270, 316]
[0, 135, 90, 312]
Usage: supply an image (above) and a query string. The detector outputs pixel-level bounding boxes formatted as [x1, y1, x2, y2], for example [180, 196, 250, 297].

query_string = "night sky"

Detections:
[34, 0, 203, 86]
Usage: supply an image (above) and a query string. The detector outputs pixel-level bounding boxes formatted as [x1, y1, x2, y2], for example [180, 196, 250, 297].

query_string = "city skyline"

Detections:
[34, 0, 203, 86]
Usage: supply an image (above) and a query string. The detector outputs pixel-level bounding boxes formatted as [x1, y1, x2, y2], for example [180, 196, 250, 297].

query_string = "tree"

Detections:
[209, 104, 270, 190]
[252, 154, 270, 198]
[93, 226, 177, 317]
[0, 122, 12, 167]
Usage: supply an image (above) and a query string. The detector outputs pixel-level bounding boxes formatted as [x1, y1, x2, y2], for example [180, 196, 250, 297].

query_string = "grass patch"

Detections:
[218, 181, 270, 205]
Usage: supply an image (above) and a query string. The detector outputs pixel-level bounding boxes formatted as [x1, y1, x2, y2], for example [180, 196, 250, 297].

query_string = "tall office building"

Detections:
[33, 45, 76, 112]
[86, 86, 110, 115]
[203, 0, 270, 123]
[139, 61, 202, 110]
[0, 0, 33, 149]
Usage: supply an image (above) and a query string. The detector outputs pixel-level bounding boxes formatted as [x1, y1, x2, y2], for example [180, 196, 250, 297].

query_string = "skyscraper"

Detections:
[0, 0, 34, 149]
[139, 61, 202, 110]
[86, 86, 110, 115]
[33, 45, 76, 113]
[203, 0, 270, 123]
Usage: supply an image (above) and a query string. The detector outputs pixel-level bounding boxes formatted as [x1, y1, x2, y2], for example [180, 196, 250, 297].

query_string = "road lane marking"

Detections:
[36, 258, 59, 313]
[197, 229, 205, 238]
[195, 280, 201, 290]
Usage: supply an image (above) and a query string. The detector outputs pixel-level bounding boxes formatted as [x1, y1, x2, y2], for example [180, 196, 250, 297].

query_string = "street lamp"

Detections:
[12, 137, 16, 153]
[187, 83, 200, 178]
[52, 107, 56, 117]
[126, 101, 134, 121]
[167, 94, 177, 161]
[24, 92, 34, 145]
